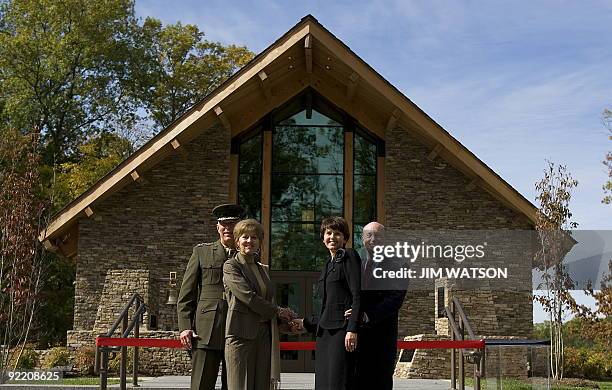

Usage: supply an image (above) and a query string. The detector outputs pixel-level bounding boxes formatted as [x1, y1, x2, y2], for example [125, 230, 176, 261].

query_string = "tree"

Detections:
[602, 109, 611, 204]
[54, 132, 133, 208]
[533, 161, 578, 380]
[134, 18, 253, 129]
[0, 0, 141, 165]
[0, 128, 47, 374]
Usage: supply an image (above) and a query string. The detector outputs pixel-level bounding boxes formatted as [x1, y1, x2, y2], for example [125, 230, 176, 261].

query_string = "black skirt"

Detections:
[315, 328, 357, 390]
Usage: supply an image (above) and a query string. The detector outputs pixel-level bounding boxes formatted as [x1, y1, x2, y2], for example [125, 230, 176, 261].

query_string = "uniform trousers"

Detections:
[314, 328, 356, 390]
[191, 348, 227, 390]
[225, 322, 271, 390]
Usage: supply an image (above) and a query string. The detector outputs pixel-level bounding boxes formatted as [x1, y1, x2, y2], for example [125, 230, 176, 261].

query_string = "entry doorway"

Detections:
[271, 271, 321, 373]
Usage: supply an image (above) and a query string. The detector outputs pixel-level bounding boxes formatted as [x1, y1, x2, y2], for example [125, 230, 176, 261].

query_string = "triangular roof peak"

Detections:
[40, 15, 536, 249]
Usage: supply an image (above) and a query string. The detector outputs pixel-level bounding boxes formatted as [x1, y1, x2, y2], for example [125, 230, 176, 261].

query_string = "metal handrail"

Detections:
[446, 297, 483, 390]
[96, 293, 147, 390]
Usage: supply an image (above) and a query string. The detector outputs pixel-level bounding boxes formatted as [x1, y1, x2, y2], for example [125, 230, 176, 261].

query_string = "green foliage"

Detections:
[42, 347, 70, 369]
[33, 253, 75, 348]
[0, 0, 140, 165]
[14, 348, 39, 369]
[564, 347, 612, 380]
[603, 109, 611, 205]
[108, 348, 133, 373]
[134, 17, 253, 128]
[54, 132, 132, 208]
[73, 346, 95, 376]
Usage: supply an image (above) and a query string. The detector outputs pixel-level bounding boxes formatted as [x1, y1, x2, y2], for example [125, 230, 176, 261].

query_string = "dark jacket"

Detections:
[176, 240, 228, 349]
[306, 248, 362, 333]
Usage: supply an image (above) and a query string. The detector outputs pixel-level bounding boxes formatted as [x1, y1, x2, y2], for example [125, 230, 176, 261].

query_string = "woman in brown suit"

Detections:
[223, 219, 293, 390]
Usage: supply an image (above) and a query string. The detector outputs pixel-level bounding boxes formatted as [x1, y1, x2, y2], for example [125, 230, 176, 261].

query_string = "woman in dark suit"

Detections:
[295, 216, 361, 390]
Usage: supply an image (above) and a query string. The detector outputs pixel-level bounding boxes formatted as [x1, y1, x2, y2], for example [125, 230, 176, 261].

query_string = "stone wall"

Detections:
[67, 330, 191, 376]
[94, 269, 150, 332]
[386, 126, 534, 338]
[74, 123, 229, 332]
[394, 335, 531, 380]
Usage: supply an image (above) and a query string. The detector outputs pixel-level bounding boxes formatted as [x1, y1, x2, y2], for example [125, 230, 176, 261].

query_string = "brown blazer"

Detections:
[223, 254, 277, 340]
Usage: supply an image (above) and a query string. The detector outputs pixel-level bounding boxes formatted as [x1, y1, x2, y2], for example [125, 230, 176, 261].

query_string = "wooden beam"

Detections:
[130, 170, 145, 184]
[39, 22, 312, 243]
[386, 109, 401, 132]
[84, 206, 93, 218]
[261, 131, 273, 264]
[214, 106, 232, 132]
[305, 34, 313, 74]
[466, 178, 479, 191]
[377, 156, 386, 226]
[43, 239, 58, 251]
[171, 138, 188, 160]
[229, 154, 238, 203]
[258, 70, 272, 100]
[427, 144, 443, 161]
[344, 131, 354, 248]
[346, 72, 360, 101]
[309, 23, 537, 223]
[305, 92, 313, 119]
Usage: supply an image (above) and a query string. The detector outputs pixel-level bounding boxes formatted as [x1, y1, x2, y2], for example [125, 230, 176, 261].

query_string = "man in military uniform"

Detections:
[177, 204, 245, 390]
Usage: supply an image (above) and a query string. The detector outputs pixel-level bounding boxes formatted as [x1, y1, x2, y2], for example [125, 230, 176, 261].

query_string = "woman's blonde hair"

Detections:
[233, 219, 264, 242]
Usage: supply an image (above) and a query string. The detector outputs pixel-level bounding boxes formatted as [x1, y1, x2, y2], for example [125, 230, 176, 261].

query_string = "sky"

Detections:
[134, 1, 611, 322]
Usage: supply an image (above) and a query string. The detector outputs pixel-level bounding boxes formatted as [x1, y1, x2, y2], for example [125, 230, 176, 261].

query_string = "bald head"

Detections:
[362, 222, 385, 253]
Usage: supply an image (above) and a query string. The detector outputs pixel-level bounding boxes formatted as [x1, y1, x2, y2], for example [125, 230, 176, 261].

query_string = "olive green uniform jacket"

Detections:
[177, 240, 228, 350]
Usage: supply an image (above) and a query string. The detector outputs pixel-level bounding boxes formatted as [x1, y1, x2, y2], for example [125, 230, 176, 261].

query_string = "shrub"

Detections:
[564, 347, 612, 380]
[43, 347, 70, 369]
[14, 348, 39, 369]
[108, 348, 133, 374]
[74, 346, 96, 376]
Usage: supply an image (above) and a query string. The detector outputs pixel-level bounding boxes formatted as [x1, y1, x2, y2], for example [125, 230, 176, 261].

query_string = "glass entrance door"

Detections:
[272, 271, 321, 373]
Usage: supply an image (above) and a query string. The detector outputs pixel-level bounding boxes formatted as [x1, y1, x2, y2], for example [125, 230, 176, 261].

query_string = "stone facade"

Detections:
[67, 330, 191, 375]
[386, 126, 534, 338]
[74, 123, 229, 332]
[394, 335, 536, 380]
[68, 108, 535, 376]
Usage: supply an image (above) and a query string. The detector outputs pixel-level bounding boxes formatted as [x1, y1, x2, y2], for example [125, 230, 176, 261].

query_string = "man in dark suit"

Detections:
[356, 222, 407, 390]
[177, 204, 245, 390]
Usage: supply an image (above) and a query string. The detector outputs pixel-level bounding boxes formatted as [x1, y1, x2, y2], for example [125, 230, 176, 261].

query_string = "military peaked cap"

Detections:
[212, 204, 246, 221]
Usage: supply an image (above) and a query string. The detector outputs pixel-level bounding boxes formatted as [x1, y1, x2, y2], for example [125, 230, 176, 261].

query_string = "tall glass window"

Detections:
[352, 132, 377, 255]
[271, 110, 343, 270]
[238, 129, 262, 220]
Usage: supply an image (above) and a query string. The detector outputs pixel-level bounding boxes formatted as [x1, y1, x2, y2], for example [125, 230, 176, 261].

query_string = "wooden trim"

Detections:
[305, 34, 313, 74]
[43, 239, 58, 251]
[309, 22, 536, 222]
[171, 139, 188, 160]
[386, 108, 401, 132]
[346, 71, 359, 101]
[214, 106, 232, 132]
[258, 70, 271, 100]
[344, 131, 354, 248]
[377, 156, 386, 226]
[427, 144, 443, 161]
[229, 154, 239, 203]
[261, 131, 273, 265]
[466, 178, 479, 191]
[84, 207, 93, 218]
[39, 22, 311, 242]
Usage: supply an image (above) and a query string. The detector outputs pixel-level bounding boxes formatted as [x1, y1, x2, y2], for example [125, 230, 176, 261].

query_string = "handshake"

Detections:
[277, 307, 307, 335]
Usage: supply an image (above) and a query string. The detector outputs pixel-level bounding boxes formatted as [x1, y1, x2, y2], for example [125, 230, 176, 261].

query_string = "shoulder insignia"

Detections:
[195, 242, 213, 247]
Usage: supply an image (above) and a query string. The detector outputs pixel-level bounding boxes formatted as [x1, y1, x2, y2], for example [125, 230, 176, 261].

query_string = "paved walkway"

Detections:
[1, 374, 465, 389]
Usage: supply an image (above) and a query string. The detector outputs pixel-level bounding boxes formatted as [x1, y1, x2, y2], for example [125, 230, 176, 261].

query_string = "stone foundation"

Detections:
[67, 330, 191, 376]
[394, 335, 533, 380]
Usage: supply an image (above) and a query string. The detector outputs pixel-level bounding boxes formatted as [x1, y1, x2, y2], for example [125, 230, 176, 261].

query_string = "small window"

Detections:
[437, 287, 446, 318]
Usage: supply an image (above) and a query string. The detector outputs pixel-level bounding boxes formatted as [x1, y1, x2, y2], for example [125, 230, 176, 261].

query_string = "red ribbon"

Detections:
[96, 337, 484, 350]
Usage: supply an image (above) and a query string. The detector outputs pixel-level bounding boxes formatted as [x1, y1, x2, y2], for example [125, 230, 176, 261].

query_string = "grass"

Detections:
[8, 377, 120, 385]
[465, 377, 612, 390]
